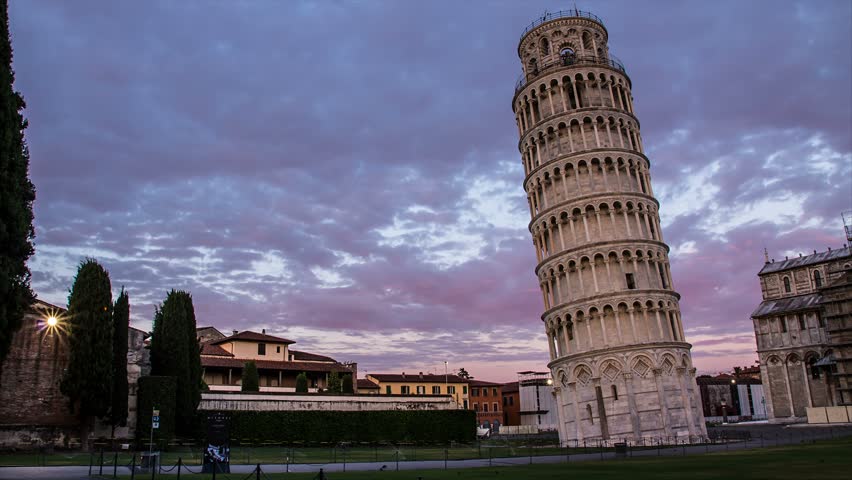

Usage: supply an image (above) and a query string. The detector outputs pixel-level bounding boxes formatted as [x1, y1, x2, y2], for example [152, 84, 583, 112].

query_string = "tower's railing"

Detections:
[515, 54, 627, 93]
[520, 9, 605, 41]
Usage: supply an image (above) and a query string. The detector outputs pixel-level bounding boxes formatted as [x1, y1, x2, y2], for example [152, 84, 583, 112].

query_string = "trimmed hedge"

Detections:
[216, 409, 476, 444]
[136, 376, 177, 447]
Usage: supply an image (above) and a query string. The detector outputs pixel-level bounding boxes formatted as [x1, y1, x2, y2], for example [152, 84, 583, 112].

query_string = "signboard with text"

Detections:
[202, 412, 230, 474]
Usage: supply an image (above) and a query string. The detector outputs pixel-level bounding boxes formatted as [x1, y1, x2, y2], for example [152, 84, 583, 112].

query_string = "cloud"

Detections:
[11, 0, 851, 381]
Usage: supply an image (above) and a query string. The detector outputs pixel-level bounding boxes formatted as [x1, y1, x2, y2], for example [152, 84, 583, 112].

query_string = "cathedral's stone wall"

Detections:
[513, 11, 706, 443]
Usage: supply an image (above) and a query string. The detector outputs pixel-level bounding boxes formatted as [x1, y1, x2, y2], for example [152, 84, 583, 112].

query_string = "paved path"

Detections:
[2, 424, 850, 479]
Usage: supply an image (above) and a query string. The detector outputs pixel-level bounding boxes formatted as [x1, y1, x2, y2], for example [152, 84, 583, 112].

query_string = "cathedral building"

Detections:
[511, 10, 706, 443]
[752, 245, 852, 421]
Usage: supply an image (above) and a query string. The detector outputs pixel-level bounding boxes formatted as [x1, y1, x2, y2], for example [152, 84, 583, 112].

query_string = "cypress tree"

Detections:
[327, 371, 341, 393]
[109, 288, 129, 432]
[60, 259, 113, 445]
[241, 361, 259, 392]
[0, 0, 36, 364]
[149, 290, 201, 435]
[295, 372, 308, 393]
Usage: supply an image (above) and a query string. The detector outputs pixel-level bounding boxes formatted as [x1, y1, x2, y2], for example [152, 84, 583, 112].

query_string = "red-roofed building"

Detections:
[366, 372, 469, 408]
[201, 329, 355, 392]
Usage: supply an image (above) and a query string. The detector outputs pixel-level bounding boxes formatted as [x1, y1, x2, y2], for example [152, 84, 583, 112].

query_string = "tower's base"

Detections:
[549, 343, 707, 443]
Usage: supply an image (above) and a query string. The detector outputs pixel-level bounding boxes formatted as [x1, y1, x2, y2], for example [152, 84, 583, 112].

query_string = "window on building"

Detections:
[257, 343, 266, 355]
[471, 387, 479, 396]
[503, 396, 508, 406]
[611, 385, 618, 400]
[509, 396, 514, 406]
[626, 273, 636, 289]
[586, 404, 594, 424]
[474, 403, 479, 411]
[432, 386, 441, 394]
[386, 385, 392, 394]
[416, 386, 425, 395]
[448, 386, 456, 394]
[493, 402, 498, 412]
[483, 403, 489, 412]
[464, 400, 468, 409]
[783, 276, 791, 293]
[492, 388, 498, 396]
[483, 388, 489, 397]
[780, 317, 787, 333]
[463, 386, 468, 394]
[814, 270, 822, 288]
[797, 314, 806, 330]
[400, 386, 410, 394]
[276, 346, 281, 353]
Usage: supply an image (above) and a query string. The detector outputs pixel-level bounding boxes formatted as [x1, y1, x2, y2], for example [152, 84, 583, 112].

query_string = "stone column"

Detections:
[676, 366, 697, 437]
[623, 372, 642, 439]
[570, 381, 584, 442]
[653, 368, 673, 436]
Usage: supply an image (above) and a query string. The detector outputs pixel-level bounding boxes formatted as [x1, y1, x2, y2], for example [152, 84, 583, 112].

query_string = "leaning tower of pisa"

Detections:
[512, 10, 706, 443]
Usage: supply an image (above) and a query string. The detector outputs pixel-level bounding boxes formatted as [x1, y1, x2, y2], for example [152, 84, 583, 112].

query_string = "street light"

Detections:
[47, 316, 58, 327]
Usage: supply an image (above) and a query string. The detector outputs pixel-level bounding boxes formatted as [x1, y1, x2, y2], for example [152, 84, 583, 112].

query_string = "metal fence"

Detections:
[53, 426, 851, 478]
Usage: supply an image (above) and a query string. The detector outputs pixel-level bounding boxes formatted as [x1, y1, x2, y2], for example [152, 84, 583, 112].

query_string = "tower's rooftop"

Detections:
[519, 9, 606, 42]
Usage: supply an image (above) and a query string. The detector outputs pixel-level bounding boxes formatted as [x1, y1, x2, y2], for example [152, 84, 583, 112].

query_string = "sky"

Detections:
[9, 1, 852, 382]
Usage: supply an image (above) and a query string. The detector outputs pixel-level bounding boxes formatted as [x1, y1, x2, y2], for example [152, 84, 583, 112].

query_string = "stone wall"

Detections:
[200, 392, 456, 412]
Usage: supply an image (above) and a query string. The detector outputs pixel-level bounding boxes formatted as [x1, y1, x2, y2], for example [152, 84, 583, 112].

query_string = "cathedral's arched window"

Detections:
[783, 276, 791, 293]
[813, 270, 822, 288]
[540, 37, 550, 55]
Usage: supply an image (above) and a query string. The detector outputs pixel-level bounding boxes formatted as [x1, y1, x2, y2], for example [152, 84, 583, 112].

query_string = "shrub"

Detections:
[241, 361, 259, 392]
[295, 372, 308, 393]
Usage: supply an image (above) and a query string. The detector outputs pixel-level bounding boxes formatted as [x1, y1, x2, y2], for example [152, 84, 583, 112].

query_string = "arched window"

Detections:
[814, 270, 822, 288]
[560, 47, 575, 66]
[540, 38, 550, 55]
[809, 357, 820, 379]
[783, 276, 791, 293]
[611, 385, 618, 400]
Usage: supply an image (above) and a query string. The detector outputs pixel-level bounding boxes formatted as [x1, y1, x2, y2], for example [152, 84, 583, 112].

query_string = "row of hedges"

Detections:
[213, 409, 476, 444]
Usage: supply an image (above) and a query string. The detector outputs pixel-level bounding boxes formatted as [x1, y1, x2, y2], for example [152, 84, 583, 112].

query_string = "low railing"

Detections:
[520, 9, 606, 40]
[515, 54, 627, 93]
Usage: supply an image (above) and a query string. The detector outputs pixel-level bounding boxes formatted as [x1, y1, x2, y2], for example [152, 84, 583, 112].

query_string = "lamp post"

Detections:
[444, 361, 449, 406]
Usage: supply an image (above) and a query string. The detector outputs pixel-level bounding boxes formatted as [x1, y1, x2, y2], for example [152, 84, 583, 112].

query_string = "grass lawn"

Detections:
[0, 444, 569, 467]
[100, 439, 850, 480]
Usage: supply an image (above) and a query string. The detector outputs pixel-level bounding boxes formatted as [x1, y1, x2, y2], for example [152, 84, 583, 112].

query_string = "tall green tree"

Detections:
[0, 0, 36, 364]
[109, 288, 129, 433]
[149, 290, 201, 434]
[241, 361, 259, 392]
[60, 259, 113, 446]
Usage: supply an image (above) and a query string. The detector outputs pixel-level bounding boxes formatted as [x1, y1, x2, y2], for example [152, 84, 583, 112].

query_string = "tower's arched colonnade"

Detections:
[512, 11, 707, 443]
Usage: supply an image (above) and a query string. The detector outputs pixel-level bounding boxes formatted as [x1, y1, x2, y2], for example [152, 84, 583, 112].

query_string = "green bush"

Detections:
[241, 361, 259, 392]
[207, 409, 475, 444]
[295, 372, 308, 393]
[341, 374, 353, 394]
[136, 376, 177, 447]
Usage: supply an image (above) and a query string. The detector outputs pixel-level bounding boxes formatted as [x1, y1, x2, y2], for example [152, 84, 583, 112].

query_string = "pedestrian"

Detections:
[313, 467, 327, 480]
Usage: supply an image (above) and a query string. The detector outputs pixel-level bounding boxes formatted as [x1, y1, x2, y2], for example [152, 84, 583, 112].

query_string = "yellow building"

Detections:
[365, 372, 469, 409]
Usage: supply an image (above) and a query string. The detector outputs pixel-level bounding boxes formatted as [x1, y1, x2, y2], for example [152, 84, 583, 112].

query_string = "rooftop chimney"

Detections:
[232, 330, 238, 336]
[262, 328, 266, 334]
[419, 371, 423, 378]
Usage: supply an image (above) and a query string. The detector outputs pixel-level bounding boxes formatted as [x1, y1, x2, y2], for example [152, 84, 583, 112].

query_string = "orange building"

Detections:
[469, 379, 503, 430]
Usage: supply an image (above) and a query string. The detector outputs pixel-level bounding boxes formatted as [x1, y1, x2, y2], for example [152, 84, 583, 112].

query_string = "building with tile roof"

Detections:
[201, 330, 355, 392]
[365, 372, 469, 409]
[468, 379, 504, 430]
[751, 245, 852, 422]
